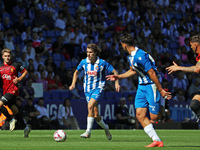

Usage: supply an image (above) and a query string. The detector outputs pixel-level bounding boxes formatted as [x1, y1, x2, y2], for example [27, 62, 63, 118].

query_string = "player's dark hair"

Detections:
[190, 34, 200, 44]
[120, 33, 135, 46]
[63, 98, 70, 107]
[87, 43, 101, 56]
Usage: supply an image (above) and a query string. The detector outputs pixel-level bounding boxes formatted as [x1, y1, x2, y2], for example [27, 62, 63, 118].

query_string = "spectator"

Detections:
[55, 10, 65, 31]
[17, 52, 28, 68]
[33, 54, 44, 71]
[17, 83, 30, 101]
[32, 32, 41, 48]
[58, 98, 80, 129]
[4, 33, 14, 51]
[32, 9, 46, 32]
[24, 98, 40, 129]
[25, 79, 35, 100]
[188, 78, 200, 99]
[12, 1, 26, 23]
[36, 71, 48, 91]
[115, 97, 138, 128]
[44, 11, 55, 31]
[35, 40, 48, 57]
[35, 98, 59, 129]
[13, 16, 26, 37]
[21, 26, 32, 44]
[173, 88, 186, 102]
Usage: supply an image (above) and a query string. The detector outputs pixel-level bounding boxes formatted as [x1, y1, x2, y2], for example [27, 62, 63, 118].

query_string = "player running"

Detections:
[106, 34, 171, 147]
[69, 43, 120, 140]
[0, 48, 30, 137]
[166, 34, 200, 123]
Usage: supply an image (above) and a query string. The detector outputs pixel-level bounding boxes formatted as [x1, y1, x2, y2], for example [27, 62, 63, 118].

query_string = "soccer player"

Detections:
[69, 43, 120, 140]
[0, 48, 30, 137]
[166, 34, 200, 122]
[106, 34, 171, 147]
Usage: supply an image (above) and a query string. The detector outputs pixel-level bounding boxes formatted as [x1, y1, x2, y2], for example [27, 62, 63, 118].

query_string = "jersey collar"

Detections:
[130, 47, 138, 56]
[4, 61, 12, 66]
[86, 57, 100, 64]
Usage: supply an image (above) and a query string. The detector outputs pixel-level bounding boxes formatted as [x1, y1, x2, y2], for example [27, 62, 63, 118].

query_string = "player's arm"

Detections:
[106, 67, 136, 81]
[69, 70, 79, 90]
[166, 61, 200, 74]
[111, 69, 120, 92]
[13, 69, 28, 84]
[148, 68, 171, 100]
[118, 67, 137, 79]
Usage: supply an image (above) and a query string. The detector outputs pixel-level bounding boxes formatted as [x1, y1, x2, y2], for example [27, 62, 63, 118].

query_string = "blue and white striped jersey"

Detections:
[128, 47, 159, 85]
[77, 57, 114, 92]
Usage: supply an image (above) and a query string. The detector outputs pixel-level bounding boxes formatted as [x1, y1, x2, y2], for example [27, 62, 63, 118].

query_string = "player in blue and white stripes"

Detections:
[106, 34, 171, 147]
[69, 43, 120, 140]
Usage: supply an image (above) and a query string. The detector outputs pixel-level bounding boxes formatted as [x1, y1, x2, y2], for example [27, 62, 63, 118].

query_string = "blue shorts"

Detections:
[135, 84, 161, 115]
[85, 88, 104, 103]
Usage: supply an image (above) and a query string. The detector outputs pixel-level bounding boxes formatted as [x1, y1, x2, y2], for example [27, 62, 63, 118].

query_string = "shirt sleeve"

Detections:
[105, 61, 114, 73]
[138, 53, 153, 72]
[77, 60, 84, 72]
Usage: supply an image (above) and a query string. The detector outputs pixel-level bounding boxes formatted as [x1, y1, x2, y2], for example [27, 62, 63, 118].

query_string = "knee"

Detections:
[87, 104, 93, 112]
[136, 112, 144, 121]
[190, 100, 200, 111]
[150, 115, 159, 122]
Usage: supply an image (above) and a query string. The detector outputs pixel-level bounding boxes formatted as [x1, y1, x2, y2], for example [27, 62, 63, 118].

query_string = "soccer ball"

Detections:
[53, 130, 67, 142]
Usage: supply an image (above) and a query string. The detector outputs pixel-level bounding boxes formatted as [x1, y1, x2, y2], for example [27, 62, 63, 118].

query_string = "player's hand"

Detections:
[115, 84, 121, 92]
[13, 76, 19, 84]
[160, 89, 171, 100]
[69, 85, 75, 90]
[166, 61, 179, 74]
[106, 75, 119, 81]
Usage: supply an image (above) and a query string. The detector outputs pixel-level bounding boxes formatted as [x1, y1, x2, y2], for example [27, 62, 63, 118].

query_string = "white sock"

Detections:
[144, 124, 161, 141]
[86, 117, 94, 133]
[97, 118, 108, 130]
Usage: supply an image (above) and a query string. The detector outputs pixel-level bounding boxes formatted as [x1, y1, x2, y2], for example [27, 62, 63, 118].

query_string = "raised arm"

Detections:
[69, 70, 79, 90]
[106, 67, 137, 81]
[166, 61, 200, 74]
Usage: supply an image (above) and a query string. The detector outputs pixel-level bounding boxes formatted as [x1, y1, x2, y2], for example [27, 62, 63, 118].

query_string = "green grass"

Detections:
[0, 129, 200, 150]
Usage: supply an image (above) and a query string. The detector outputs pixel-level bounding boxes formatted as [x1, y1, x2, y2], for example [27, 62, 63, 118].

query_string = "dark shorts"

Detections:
[0, 93, 17, 108]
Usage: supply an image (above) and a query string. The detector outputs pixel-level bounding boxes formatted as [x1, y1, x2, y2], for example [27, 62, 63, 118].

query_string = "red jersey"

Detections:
[0, 62, 26, 95]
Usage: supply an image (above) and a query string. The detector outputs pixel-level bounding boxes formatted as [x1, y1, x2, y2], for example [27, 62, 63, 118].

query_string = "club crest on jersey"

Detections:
[11, 68, 14, 72]
[95, 66, 99, 70]
[87, 70, 97, 76]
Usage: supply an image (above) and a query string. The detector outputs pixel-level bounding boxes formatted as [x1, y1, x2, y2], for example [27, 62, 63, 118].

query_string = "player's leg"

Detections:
[94, 104, 112, 140]
[145, 84, 163, 147]
[80, 98, 96, 138]
[0, 95, 16, 131]
[190, 94, 200, 122]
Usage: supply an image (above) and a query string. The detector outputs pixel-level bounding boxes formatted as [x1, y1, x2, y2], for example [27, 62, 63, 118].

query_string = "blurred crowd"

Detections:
[0, 0, 200, 104]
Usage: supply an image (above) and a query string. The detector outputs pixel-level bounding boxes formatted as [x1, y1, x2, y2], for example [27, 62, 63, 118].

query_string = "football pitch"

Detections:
[0, 129, 200, 150]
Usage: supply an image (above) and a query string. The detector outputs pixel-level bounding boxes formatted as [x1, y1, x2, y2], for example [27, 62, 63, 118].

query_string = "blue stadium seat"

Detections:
[104, 32, 112, 40]
[53, 53, 63, 61]
[51, 90, 61, 98]
[46, 30, 55, 37]
[169, 42, 179, 49]
[66, 1, 74, 7]
[65, 60, 72, 69]
[114, 92, 122, 99]
[55, 30, 62, 37]
[54, 60, 61, 67]
[105, 91, 115, 99]
[68, 7, 76, 17]
[71, 61, 79, 67]
[79, 91, 85, 98]
[74, 1, 80, 8]
[60, 91, 71, 99]
[23, 19, 33, 27]
[77, 84, 84, 91]
[43, 91, 51, 98]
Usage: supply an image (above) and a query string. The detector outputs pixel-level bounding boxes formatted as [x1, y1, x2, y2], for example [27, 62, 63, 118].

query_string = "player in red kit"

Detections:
[0, 48, 31, 137]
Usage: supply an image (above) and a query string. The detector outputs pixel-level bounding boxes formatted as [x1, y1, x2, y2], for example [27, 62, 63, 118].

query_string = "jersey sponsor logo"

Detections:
[87, 71, 97, 76]
[2, 74, 11, 80]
